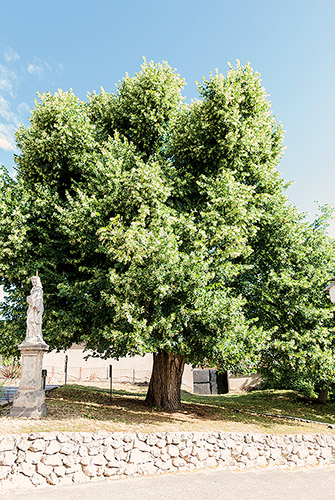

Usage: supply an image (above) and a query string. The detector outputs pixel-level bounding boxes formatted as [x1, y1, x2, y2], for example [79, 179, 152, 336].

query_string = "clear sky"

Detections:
[1, 0, 334, 231]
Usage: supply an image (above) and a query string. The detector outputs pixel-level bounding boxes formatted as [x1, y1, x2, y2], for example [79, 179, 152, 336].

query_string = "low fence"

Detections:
[42, 366, 152, 385]
[1, 431, 335, 491]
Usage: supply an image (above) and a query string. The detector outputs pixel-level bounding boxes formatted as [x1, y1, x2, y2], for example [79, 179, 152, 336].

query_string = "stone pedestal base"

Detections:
[10, 340, 49, 419]
[10, 390, 48, 418]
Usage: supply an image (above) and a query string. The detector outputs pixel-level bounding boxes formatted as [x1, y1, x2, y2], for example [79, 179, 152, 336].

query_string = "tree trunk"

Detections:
[317, 384, 329, 404]
[145, 351, 185, 411]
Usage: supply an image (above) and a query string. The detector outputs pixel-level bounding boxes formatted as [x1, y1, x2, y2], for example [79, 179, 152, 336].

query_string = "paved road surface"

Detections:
[5, 468, 335, 500]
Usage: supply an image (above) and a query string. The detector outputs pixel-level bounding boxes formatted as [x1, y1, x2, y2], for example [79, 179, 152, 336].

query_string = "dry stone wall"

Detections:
[1, 431, 335, 490]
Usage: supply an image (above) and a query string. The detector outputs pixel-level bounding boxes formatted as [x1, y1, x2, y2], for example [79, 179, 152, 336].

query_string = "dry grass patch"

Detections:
[0, 384, 334, 436]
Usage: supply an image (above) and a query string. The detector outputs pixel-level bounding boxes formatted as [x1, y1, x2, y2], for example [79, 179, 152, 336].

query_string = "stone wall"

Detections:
[1, 431, 335, 491]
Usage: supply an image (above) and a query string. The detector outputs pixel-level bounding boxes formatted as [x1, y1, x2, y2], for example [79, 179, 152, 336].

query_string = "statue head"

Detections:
[31, 274, 42, 289]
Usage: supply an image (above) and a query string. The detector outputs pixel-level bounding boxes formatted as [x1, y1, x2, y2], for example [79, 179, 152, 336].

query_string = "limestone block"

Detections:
[155, 459, 174, 471]
[306, 455, 318, 466]
[87, 445, 100, 456]
[72, 470, 87, 484]
[110, 438, 123, 449]
[16, 451, 26, 464]
[25, 450, 43, 464]
[246, 448, 259, 461]
[11, 472, 34, 490]
[172, 457, 187, 468]
[124, 442, 133, 452]
[36, 462, 53, 477]
[30, 473, 47, 487]
[92, 454, 107, 466]
[56, 433, 68, 443]
[0, 451, 17, 466]
[83, 464, 98, 477]
[256, 455, 268, 467]
[296, 447, 308, 460]
[179, 447, 192, 459]
[17, 439, 29, 452]
[188, 456, 200, 466]
[207, 435, 217, 445]
[123, 434, 133, 443]
[231, 444, 243, 458]
[138, 463, 157, 476]
[125, 464, 139, 476]
[64, 463, 81, 475]
[166, 433, 180, 445]
[0, 437, 15, 452]
[156, 439, 166, 448]
[81, 434, 94, 444]
[78, 445, 88, 457]
[58, 475, 74, 487]
[103, 467, 118, 477]
[79, 456, 91, 466]
[270, 448, 283, 460]
[29, 439, 46, 452]
[54, 465, 66, 477]
[136, 433, 147, 442]
[206, 457, 218, 468]
[115, 449, 128, 461]
[0, 465, 12, 480]
[104, 447, 115, 462]
[129, 449, 152, 464]
[134, 440, 150, 452]
[320, 448, 332, 459]
[146, 435, 158, 447]
[216, 439, 226, 449]
[96, 465, 105, 476]
[225, 438, 236, 449]
[196, 449, 208, 462]
[149, 446, 161, 458]
[61, 442, 78, 455]
[45, 441, 61, 455]
[63, 455, 78, 467]
[46, 472, 59, 485]
[167, 444, 179, 457]
[42, 454, 63, 467]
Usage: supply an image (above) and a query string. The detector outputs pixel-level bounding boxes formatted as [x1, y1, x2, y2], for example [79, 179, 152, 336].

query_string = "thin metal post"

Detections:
[109, 364, 113, 402]
[64, 355, 68, 385]
[42, 369, 47, 390]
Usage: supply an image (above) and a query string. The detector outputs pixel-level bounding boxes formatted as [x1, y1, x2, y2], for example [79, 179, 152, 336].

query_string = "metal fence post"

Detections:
[64, 355, 68, 385]
[109, 364, 112, 402]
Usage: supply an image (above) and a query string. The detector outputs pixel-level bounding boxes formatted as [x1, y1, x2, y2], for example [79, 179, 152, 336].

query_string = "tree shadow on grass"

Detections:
[36, 385, 333, 433]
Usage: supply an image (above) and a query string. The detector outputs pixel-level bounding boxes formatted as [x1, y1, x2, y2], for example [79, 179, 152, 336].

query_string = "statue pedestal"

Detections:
[10, 341, 49, 418]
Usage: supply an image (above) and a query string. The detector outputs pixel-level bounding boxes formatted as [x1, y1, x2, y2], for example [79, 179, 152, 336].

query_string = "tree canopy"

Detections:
[1, 60, 334, 408]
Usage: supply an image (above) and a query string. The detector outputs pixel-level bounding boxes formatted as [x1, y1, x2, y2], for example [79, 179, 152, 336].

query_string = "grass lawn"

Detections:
[0, 383, 334, 436]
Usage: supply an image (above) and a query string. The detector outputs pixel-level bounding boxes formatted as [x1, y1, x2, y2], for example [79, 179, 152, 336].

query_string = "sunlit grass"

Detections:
[0, 384, 334, 436]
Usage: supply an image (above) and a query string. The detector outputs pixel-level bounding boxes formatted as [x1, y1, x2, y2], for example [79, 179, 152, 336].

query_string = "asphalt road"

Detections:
[5, 468, 335, 500]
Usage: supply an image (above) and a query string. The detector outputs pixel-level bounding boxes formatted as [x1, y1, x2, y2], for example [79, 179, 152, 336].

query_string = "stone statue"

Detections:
[25, 272, 45, 344]
[10, 271, 49, 418]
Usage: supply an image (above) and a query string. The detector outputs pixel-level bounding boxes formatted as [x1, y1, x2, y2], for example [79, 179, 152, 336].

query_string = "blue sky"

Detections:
[1, 0, 334, 232]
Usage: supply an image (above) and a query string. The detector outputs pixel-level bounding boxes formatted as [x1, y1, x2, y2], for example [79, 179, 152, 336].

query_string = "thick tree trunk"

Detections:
[317, 384, 329, 404]
[145, 351, 185, 411]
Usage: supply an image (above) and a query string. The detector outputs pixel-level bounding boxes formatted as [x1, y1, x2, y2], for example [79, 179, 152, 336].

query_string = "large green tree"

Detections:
[2, 60, 329, 409]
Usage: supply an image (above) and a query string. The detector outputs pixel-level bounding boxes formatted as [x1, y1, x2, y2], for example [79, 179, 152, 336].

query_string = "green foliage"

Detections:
[234, 200, 335, 398]
[1, 59, 334, 400]
[88, 59, 185, 158]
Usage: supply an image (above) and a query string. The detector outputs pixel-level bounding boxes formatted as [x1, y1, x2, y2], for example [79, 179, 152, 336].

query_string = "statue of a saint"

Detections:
[25, 272, 45, 344]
